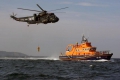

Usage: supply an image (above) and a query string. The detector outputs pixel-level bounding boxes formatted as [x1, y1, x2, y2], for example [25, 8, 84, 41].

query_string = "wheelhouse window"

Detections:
[90, 47, 96, 51]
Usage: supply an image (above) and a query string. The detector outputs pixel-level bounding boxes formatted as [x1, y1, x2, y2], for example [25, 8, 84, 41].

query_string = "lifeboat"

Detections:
[59, 35, 113, 61]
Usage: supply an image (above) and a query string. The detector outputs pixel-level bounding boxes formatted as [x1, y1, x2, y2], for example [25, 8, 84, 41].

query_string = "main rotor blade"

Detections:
[17, 8, 42, 12]
[49, 7, 68, 11]
[36, 4, 44, 11]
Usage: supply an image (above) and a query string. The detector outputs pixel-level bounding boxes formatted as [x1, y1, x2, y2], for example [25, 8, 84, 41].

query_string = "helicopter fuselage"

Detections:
[31, 13, 59, 24]
[11, 13, 59, 24]
[10, 4, 67, 25]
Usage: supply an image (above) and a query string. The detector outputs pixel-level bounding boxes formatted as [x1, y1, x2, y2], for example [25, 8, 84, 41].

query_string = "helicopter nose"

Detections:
[56, 17, 59, 22]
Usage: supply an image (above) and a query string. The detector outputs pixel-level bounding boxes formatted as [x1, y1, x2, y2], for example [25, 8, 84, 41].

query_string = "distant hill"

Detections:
[0, 51, 28, 57]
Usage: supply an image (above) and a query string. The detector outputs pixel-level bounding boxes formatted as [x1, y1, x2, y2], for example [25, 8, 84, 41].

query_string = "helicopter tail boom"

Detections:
[10, 15, 20, 21]
[10, 12, 20, 21]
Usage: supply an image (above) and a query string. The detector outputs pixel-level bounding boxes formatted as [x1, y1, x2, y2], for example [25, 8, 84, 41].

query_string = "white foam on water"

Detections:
[0, 57, 114, 62]
[80, 59, 110, 62]
[88, 59, 110, 62]
[94, 59, 109, 62]
[42, 57, 59, 60]
[0, 57, 59, 60]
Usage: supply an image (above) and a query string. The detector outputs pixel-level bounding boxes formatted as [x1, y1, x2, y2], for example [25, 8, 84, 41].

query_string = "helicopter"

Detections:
[10, 4, 68, 26]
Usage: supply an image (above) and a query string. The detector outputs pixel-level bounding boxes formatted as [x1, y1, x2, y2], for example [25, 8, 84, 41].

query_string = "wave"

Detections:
[0, 57, 59, 60]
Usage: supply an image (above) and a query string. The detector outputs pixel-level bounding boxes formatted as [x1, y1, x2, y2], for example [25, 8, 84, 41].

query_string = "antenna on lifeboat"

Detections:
[81, 34, 84, 43]
[81, 34, 88, 43]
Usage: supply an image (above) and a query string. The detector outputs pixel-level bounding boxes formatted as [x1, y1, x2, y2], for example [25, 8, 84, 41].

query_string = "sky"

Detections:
[0, 0, 120, 58]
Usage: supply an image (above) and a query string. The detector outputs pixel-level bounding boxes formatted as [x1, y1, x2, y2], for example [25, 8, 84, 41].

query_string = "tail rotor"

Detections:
[10, 12, 17, 18]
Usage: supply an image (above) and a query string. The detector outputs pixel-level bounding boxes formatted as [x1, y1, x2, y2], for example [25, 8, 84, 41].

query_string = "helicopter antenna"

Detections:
[36, 4, 44, 11]
[49, 7, 68, 11]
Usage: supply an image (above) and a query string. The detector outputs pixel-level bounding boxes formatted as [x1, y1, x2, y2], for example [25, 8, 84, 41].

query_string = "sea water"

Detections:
[0, 57, 120, 80]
